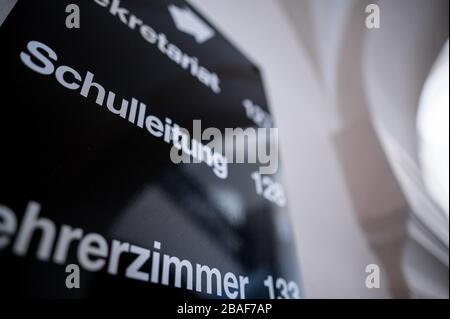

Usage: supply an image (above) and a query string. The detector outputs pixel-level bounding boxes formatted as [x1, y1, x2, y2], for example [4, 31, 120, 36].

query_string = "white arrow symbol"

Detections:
[168, 4, 215, 44]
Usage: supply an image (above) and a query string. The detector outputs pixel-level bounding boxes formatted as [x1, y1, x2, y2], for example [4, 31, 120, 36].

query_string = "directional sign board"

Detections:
[0, 0, 301, 298]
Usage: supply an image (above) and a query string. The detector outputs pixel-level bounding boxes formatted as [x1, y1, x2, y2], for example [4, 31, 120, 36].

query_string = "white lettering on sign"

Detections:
[93, 0, 221, 94]
[251, 172, 286, 207]
[19, 40, 228, 179]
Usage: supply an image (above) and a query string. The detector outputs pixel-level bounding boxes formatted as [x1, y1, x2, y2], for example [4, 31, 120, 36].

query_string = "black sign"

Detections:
[0, 0, 301, 298]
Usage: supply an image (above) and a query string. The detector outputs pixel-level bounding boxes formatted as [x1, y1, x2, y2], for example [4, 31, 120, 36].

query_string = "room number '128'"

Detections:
[251, 172, 287, 207]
